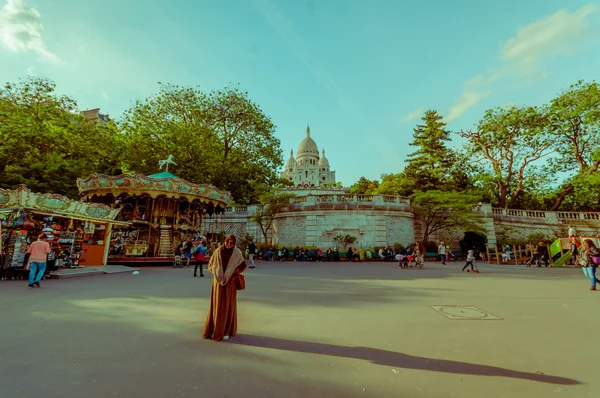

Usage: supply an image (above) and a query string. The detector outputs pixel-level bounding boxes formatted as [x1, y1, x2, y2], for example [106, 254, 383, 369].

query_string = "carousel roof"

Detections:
[0, 185, 126, 225]
[76, 172, 232, 207]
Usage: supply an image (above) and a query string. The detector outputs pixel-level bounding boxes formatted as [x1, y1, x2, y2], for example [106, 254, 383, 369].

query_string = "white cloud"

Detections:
[446, 4, 597, 123]
[26, 64, 35, 75]
[402, 107, 423, 122]
[0, 0, 59, 62]
[446, 90, 491, 123]
[101, 91, 109, 100]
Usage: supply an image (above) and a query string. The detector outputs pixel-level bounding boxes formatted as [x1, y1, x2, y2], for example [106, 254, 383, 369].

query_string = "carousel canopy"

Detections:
[0, 185, 126, 225]
[76, 172, 232, 207]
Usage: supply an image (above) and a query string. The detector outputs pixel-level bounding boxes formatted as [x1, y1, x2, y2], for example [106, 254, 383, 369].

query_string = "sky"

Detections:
[1, 0, 599, 186]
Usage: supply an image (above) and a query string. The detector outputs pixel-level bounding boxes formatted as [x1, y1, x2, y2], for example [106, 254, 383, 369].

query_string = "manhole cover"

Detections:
[430, 305, 502, 320]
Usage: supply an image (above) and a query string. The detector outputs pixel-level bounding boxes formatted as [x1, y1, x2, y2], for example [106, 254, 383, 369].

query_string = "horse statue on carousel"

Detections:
[158, 155, 177, 173]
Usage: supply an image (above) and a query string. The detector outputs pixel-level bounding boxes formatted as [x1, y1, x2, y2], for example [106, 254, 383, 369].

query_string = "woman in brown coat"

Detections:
[202, 234, 247, 341]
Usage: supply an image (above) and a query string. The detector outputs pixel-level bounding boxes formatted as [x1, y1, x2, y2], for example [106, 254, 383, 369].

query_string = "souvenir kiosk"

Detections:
[0, 185, 127, 280]
[76, 167, 231, 264]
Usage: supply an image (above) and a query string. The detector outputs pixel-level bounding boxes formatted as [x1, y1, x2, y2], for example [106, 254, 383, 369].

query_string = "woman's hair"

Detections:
[584, 239, 597, 249]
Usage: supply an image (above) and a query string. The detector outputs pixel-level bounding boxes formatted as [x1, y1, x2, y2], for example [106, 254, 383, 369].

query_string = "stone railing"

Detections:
[311, 194, 410, 205]
[224, 194, 411, 214]
[224, 206, 248, 214]
[492, 208, 600, 221]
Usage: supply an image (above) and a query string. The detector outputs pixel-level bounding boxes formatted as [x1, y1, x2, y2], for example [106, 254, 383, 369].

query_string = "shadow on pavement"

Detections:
[229, 334, 582, 386]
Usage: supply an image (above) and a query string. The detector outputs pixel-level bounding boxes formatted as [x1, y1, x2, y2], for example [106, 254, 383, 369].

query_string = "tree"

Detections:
[374, 173, 407, 196]
[119, 83, 283, 203]
[546, 81, 600, 210]
[403, 110, 455, 192]
[0, 77, 123, 198]
[349, 177, 379, 194]
[251, 187, 295, 243]
[411, 190, 485, 243]
[321, 181, 343, 189]
[333, 234, 357, 249]
[459, 106, 553, 208]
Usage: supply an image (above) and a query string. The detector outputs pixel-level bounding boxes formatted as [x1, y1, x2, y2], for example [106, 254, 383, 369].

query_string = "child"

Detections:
[395, 253, 404, 268]
[406, 248, 414, 268]
[462, 250, 479, 272]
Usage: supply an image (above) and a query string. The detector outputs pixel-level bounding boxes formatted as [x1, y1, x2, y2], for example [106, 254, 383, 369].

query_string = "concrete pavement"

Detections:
[0, 260, 597, 398]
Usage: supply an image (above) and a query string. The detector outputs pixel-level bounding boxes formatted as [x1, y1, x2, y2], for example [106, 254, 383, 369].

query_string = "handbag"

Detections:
[234, 274, 245, 290]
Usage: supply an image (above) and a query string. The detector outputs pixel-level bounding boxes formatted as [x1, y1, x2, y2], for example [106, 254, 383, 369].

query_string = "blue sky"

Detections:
[1, 0, 599, 186]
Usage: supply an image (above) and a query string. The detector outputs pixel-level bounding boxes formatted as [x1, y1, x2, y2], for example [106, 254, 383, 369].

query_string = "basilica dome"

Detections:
[297, 125, 319, 157]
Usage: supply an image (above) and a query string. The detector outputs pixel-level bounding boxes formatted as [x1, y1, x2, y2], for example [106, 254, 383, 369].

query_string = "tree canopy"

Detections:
[347, 79, 600, 211]
[120, 83, 283, 203]
[0, 77, 283, 203]
[0, 77, 123, 198]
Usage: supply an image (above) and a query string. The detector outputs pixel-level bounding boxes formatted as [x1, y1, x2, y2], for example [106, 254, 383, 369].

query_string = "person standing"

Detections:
[414, 242, 424, 269]
[438, 241, 446, 265]
[203, 234, 247, 341]
[537, 242, 549, 267]
[578, 239, 600, 290]
[27, 235, 51, 288]
[193, 241, 207, 277]
[247, 240, 256, 269]
[568, 225, 577, 239]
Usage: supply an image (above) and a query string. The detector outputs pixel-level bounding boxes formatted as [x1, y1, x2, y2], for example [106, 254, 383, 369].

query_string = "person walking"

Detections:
[27, 235, 51, 288]
[248, 240, 256, 269]
[202, 234, 247, 341]
[462, 250, 477, 272]
[438, 241, 446, 265]
[578, 239, 600, 291]
[414, 242, 425, 269]
[537, 242, 549, 267]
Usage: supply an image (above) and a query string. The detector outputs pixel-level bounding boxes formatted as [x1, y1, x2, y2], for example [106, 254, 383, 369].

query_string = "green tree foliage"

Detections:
[251, 187, 295, 243]
[0, 77, 123, 198]
[459, 106, 553, 209]
[120, 83, 283, 204]
[349, 177, 379, 194]
[411, 190, 485, 243]
[332, 233, 357, 249]
[404, 110, 455, 192]
[546, 81, 600, 210]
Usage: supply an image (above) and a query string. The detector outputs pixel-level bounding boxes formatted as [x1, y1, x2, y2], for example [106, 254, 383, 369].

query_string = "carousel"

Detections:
[76, 157, 232, 264]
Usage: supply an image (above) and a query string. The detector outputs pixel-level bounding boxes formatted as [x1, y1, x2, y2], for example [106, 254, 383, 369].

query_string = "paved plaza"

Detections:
[1, 260, 597, 398]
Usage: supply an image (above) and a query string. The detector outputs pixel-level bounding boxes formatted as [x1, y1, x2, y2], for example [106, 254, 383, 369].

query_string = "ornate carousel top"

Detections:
[76, 172, 232, 207]
[0, 185, 124, 224]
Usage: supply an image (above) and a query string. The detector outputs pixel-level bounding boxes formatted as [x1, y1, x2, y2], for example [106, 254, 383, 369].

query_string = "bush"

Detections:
[393, 242, 406, 252]
[423, 241, 439, 252]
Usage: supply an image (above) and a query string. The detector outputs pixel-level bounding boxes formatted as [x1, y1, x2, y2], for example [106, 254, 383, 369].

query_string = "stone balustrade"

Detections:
[492, 207, 600, 221]
[224, 194, 411, 214]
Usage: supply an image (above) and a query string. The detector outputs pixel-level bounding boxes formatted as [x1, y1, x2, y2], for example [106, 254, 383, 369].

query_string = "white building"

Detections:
[280, 125, 336, 187]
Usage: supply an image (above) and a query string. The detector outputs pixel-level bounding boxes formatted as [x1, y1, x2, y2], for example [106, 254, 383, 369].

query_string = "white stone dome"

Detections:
[285, 149, 296, 168]
[318, 149, 329, 167]
[297, 125, 319, 157]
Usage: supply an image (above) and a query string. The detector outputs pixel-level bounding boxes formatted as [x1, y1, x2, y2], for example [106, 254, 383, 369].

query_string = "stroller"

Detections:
[173, 254, 184, 268]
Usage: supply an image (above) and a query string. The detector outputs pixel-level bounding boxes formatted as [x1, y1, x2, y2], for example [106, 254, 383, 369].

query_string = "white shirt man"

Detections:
[568, 226, 577, 238]
[438, 242, 447, 265]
